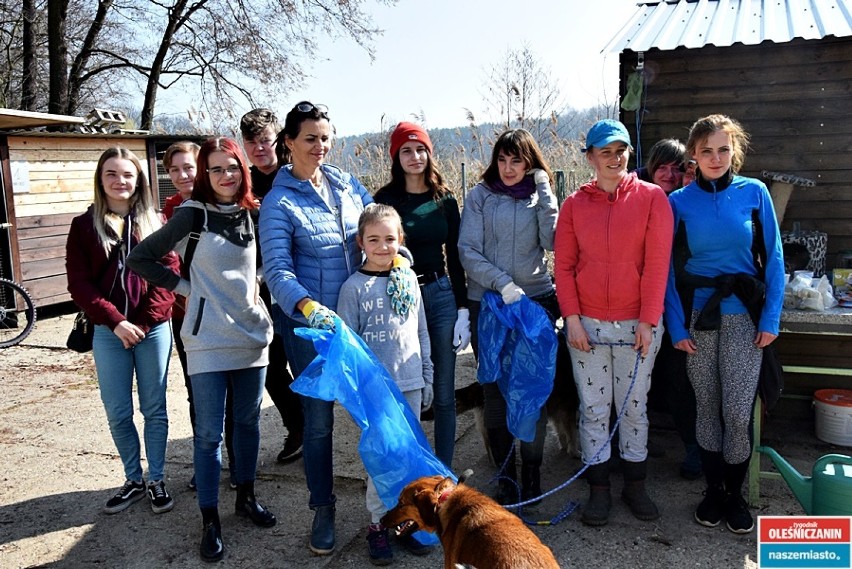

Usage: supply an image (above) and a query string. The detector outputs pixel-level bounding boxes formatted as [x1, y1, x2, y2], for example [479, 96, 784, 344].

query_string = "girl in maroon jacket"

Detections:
[65, 147, 179, 516]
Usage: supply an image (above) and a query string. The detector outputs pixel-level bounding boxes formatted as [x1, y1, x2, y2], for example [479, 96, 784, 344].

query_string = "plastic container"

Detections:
[814, 389, 852, 447]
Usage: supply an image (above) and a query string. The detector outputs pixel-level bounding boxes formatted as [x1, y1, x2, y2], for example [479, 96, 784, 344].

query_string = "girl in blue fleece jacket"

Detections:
[664, 115, 784, 535]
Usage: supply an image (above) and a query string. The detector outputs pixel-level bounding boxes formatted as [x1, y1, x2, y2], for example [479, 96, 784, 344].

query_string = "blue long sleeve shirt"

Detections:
[664, 174, 785, 343]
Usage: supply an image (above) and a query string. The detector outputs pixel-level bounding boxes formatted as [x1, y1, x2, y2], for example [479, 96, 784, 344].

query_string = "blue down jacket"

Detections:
[259, 163, 372, 320]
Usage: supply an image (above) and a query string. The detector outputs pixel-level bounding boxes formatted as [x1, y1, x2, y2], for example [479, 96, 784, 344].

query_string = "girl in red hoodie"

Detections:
[554, 120, 673, 526]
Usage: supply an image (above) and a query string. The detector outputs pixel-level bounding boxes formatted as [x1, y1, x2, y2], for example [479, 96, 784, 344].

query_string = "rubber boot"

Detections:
[487, 427, 518, 505]
[581, 462, 611, 526]
[235, 481, 277, 528]
[695, 449, 726, 527]
[520, 411, 546, 506]
[310, 503, 336, 555]
[521, 464, 542, 506]
[621, 460, 660, 521]
[724, 459, 754, 534]
[200, 507, 224, 562]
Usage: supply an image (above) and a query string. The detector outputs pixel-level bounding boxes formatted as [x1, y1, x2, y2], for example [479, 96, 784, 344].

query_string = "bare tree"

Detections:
[66, 0, 114, 116]
[133, 0, 396, 130]
[481, 45, 565, 140]
[47, 0, 68, 116]
[21, 0, 36, 110]
[3, 0, 395, 132]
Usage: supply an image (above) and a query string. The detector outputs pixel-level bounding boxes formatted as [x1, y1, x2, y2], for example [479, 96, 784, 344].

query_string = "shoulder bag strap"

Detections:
[182, 208, 205, 278]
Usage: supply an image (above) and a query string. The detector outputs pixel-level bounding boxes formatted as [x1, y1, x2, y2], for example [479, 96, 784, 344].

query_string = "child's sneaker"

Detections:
[366, 523, 393, 566]
[103, 479, 146, 514]
[147, 480, 175, 514]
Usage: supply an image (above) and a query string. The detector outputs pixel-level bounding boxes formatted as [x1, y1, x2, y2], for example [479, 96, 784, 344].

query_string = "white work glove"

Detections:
[421, 384, 434, 411]
[528, 168, 550, 185]
[452, 308, 471, 353]
[500, 282, 525, 305]
[301, 300, 338, 331]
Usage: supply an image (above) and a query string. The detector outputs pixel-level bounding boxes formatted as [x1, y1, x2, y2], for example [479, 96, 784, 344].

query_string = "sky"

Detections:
[163, 0, 639, 137]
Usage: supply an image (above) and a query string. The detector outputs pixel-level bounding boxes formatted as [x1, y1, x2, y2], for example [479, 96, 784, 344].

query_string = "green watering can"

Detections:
[759, 446, 852, 515]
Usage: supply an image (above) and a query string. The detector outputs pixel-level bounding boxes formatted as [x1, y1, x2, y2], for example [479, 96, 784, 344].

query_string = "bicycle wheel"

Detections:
[0, 278, 37, 348]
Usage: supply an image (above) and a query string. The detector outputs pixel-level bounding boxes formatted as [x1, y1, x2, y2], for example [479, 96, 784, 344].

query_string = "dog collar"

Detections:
[437, 488, 454, 505]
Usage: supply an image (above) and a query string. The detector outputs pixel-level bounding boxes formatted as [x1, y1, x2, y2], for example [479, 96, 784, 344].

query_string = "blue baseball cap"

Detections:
[582, 119, 632, 152]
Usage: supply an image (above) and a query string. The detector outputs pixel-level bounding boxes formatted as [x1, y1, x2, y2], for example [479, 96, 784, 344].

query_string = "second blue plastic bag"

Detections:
[291, 319, 452, 545]
[477, 292, 558, 442]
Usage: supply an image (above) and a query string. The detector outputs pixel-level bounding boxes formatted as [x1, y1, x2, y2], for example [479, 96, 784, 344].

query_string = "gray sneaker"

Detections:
[104, 480, 146, 514]
[147, 480, 175, 514]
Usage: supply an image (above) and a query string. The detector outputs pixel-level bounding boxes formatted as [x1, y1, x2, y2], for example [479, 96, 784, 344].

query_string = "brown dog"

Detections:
[382, 475, 560, 569]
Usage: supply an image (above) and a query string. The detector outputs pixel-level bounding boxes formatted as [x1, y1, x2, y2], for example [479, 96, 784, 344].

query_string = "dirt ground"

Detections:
[0, 305, 837, 568]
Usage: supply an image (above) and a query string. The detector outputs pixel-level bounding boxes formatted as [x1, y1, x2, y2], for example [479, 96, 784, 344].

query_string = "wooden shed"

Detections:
[606, 0, 852, 274]
[0, 111, 197, 307]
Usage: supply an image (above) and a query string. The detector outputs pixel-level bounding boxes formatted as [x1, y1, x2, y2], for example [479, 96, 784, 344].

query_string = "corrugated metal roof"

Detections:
[603, 0, 852, 53]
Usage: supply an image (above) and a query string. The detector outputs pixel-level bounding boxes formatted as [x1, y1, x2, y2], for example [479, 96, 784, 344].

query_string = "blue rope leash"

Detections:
[488, 340, 643, 526]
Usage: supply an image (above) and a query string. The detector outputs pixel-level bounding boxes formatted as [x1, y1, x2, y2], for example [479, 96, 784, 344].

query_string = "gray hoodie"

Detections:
[126, 200, 272, 376]
[458, 180, 558, 301]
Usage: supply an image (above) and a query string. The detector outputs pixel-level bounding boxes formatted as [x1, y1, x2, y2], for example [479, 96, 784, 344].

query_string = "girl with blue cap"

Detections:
[554, 119, 674, 526]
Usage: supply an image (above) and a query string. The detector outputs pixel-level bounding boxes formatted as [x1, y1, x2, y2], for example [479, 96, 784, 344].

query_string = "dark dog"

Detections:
[423, 330, 579, 463]
[382, 475, 560, 569]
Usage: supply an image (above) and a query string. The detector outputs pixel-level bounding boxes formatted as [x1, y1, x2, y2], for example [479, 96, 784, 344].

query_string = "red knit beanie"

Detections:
[389, 122, 433, 159]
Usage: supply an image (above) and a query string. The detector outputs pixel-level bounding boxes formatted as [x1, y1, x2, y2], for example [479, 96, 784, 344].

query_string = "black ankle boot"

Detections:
[200, 507, 224, 562]
[310, 503, 336, 555]
[521, 464, 542, 505]
[235, 482, 276, 528]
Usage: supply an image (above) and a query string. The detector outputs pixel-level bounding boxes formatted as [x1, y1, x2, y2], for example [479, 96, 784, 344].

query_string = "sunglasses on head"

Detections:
[295, 103, 329, 116]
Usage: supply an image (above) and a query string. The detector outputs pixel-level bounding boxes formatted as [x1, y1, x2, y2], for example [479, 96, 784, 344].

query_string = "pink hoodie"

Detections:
[554, 172, 673, 325]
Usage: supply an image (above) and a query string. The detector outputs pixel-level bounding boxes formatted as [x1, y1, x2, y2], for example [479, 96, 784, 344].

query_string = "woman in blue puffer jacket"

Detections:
[258, 101, 372, 556]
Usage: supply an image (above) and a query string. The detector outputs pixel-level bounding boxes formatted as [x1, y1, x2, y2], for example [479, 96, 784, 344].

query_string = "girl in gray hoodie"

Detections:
[127, 137, 275, 563]
[458, 128, 559, 505]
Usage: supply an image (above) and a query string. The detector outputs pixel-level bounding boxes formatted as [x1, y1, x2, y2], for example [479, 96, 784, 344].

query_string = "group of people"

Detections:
[65, 103, 784, 564]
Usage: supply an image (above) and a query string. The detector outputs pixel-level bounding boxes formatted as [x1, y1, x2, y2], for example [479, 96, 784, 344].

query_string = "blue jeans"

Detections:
[275, 305, 335, 509]
[191, 367, 266, 509]
[420, 276, 458, 468]
[92, 322, 171, 482]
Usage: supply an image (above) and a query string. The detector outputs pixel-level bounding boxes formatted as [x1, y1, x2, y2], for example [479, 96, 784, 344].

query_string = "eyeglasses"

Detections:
[295, 103, 329, 115]
[207, 165, 242, 177]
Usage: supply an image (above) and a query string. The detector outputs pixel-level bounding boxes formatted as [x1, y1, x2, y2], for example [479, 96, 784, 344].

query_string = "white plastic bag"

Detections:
[786, 274, 836, 311]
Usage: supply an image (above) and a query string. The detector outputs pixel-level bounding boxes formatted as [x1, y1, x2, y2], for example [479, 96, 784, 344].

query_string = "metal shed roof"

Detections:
[604, 0, 852, 53]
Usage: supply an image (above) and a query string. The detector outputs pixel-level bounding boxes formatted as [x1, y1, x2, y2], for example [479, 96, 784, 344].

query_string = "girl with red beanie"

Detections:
[374, 122, 470, 473]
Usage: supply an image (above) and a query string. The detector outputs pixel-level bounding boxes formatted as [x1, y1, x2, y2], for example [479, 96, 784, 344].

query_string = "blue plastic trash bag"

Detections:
[291, 318, 453, 545]
[477, 292, 557, 442]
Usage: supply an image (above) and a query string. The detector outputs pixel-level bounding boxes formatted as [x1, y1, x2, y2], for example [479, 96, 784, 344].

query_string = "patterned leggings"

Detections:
[687, 311, 762, 464]
[569, 317, 662, 465]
